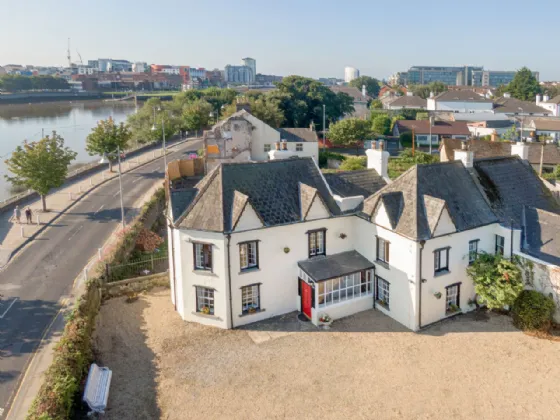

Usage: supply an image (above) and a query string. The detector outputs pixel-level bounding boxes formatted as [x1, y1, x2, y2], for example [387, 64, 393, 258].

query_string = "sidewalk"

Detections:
[0, 140, 188, 269]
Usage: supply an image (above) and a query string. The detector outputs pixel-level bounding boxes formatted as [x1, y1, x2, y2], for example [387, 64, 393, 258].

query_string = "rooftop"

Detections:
[433, 90, 492, 103]
[324, 169, 387, 198]
[493, 97, 552, 115]
[329, 86, 371, 102]
[298, 250, 375, 282]
[387, 95, 427, 108]
[277, 127, 318, 143]
[395, 120, 471, 136]
[522, 207, 560, 265]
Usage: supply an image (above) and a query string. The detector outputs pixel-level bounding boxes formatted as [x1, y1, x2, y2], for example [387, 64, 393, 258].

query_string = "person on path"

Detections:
[25, 207, 33, 224]
[12, 205, 21, 224]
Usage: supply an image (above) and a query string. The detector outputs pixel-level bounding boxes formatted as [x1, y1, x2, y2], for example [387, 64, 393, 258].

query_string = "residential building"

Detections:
[386, 92, 427, 110]
[393, 120, 470, 146]
[523, 117, 560, 142]
[404, 65, 483, 86]
[0, 66, 6, 75]
[167, 142, 560, 330]
[330, 86, 371, 118]
[132, 62, 147, 73]
[472, 70, 539, 87]
[537, 94, 560, 117]
[452, 113, 513, 137]
[440, 137, 560, 173]
[427, 90, 494, 113]
[224, 65, 254, 84]
[206, 69, 225, 86]
[242, 57, 256, 79]
[204, 109, 319, 170]
[318, 77, 344, 86]
[493, 94, 552, 117]
[255, 73, 283, 86]
[344, 67, 359, 83]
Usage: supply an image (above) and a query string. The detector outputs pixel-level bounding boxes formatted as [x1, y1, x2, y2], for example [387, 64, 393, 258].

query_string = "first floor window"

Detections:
[308, 229, 326, 257]
[376, 276, 390, 308]
[241, 284, 260, 313]
[376, 237, 390, 263]
[296, 143, 303, 151]
[239, 241, 258, 270]
[264, 144, 271, 152]
[445, 283, 461, 313]
[495, 235, 505, 256]
[194, 243, 212, 270]
[434, 247, 450, 274]
[196, 286, 214, 315]
[317, 270, 373, 308]
[468, 240, 479, 265]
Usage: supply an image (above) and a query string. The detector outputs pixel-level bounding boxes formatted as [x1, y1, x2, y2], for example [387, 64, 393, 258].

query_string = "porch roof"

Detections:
[298, 250, 375, 282]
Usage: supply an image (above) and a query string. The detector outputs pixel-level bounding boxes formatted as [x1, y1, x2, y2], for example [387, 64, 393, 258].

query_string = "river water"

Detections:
[0, 100, 137, 202]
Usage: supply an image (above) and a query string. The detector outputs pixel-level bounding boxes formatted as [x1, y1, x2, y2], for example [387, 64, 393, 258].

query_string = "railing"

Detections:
[104, 253, 169, 283]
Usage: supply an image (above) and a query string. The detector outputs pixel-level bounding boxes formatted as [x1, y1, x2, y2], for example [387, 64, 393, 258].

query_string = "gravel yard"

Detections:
[94, 288, 560, 420]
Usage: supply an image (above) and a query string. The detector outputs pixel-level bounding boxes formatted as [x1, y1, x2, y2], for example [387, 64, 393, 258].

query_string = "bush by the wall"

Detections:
[339, 156, 366, 171]
[318, 151, 346, 167]
[512, 290, 556, 331]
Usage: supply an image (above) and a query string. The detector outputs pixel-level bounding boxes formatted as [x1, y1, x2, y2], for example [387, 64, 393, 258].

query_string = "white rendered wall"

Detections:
[242, 113, 281, 161]
[435, 101, 493, 113]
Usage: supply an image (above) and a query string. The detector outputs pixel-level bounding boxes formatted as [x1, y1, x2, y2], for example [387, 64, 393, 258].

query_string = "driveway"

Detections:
[94, 288, 560, 420]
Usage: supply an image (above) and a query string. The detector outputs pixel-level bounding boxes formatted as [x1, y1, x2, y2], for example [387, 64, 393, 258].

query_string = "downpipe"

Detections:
[418, 240, 426, 330]
[227, 234, 234, 329]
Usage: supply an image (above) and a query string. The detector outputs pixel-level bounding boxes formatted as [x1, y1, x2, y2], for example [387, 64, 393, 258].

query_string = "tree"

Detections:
[182, 99, 213, 135]
[466, 253, 523, 310]
[5, 132, 77, 211]
[339, 156, 367, 171]
[250, 96, 285, 128]
[349, 75, 381, 98]
[370, 99, 383, 109]
[505, 67, 542, 101]
[391, 115, 405, 131]
[372, 114, 392, 135]
[127, 98, 177, 144]
[502, 125, 517, 141]
[410, 82, 447, 99]
[86, 117, 131, 172]
[135, 228, 164, 253]
[328, 118, 371, 150]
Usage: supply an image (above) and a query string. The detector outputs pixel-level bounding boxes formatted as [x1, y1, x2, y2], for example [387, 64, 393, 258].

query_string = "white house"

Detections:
[536, 94, 560, 117]
[393, 120, 470, 147]
[427, 90, 494, 113]
[204, 109, 319, 171]
[168, 142, 560, 331]
[386, 92, 427, 110]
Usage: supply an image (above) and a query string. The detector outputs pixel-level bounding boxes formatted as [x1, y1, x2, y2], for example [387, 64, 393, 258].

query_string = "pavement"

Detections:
[0, 137, 203, 419]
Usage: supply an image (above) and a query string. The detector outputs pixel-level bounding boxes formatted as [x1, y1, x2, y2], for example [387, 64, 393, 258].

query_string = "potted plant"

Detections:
[446, 304, 460, 314]
[377, 299, 388, 308]
[248, 307, 257, 314]
[434, 292, 442, 299]
[319, 314, 333, 328]
[201, 306, 211, 315]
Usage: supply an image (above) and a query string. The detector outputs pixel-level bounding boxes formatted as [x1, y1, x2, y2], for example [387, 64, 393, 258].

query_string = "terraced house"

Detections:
[167, 142, 560, 330]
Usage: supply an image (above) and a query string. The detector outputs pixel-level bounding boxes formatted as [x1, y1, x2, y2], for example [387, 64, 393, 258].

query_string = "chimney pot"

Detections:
[461, 140, 467, 150]
[281, 140, 287, 150]
[371, 140, 377, 150]
[275, 141, 280, 150]
[379, 140, 384, 151]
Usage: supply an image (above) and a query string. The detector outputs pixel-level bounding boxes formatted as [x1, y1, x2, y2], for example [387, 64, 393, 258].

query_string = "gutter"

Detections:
[226, 234, 234, 329]
[418, 240, 426, 330]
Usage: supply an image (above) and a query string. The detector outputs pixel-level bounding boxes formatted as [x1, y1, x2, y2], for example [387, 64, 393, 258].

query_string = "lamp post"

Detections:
[322, 104, 326, 149]
[101, 148, 126, 229]
[518, 107, 524, 142]
[429, 113, 433, 155]
[152, 107, 167, 174]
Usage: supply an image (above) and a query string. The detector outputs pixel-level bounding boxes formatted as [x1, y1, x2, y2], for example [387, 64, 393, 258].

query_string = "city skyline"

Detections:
[2, 0, 559, 80]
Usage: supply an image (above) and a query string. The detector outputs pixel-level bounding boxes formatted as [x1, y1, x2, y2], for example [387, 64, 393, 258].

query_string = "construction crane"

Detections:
[67, 38, 72, 67]
[77, 51, 83, 65]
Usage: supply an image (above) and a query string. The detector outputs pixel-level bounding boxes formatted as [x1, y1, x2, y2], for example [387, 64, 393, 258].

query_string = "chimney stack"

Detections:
[366, 140, 389, 179]
[429, 91, 435, 98]
[536, 94, 542, 104]
[455, 143, 474, 168]
[362, 84, 366, 98]
[503, 92, 511, 99]
[511, 141, 530, 161]
[406, 91, 413, 97]
[543, 94, 550, 102]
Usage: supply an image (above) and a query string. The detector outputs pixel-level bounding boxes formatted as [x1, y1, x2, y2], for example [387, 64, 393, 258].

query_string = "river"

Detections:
[0, 100, 137, 202]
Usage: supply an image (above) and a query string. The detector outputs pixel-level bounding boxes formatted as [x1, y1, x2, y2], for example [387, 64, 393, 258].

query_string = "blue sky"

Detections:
[2, 0, 558, 80]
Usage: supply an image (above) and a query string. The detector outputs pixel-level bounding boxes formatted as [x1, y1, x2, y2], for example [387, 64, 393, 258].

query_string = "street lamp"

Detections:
[102, 148, 126, 229]
[518, 107, 524, 142]
[152, 107, 167, 174]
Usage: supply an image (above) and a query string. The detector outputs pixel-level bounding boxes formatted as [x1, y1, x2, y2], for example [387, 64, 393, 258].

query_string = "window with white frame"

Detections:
[445, 283, 461, 313]
[196, 286, 214, 315]
[376, 237, 390, 263]
[308, 229, 326, 257]
[495, 235, 505, 256]
[434, 247, 450, 274]
[376, 276, 390, 308]
[317, 270, 373, 308]
[468, 240, 479, 264]
[193, 243, 212, 271]
[239, 241, 258, 270]
[296, 143, 303, 151]
[241, 284, 260, 313]
[264, 144, 271, 152]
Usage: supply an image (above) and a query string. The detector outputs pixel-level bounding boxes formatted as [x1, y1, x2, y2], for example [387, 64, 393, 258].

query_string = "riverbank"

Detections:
[0, 91, 181, 105]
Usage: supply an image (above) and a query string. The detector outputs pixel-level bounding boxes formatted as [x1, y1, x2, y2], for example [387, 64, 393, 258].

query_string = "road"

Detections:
[0, 138, 202, 416]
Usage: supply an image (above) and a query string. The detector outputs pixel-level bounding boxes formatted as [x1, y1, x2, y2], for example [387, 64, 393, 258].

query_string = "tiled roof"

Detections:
[298, 250, 375, 282]
[434, 90, 492, 103]
[175, 158, 341, 232]
[323, 169, 387, 198]
[522, 207, 560, 265]
[472, 157, 560, 229]
[387, 95, 427, 108]
[529, 118, 560, 132]
[277, 127, 318, 143]
[543, 95, 560, 104]
[362, 162, 497, 240]
[493, 97, 552, 115]
[395, 120, 470, 136]
[329, 86, 371, 102]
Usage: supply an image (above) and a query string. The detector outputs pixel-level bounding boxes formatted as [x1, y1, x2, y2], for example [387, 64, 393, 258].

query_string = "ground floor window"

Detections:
[317, 270, 373, 308]
[445, 283, 461, 314]
[196, 286, 214, 315]
[495, 235, 505, 256]
[241, 284, 260, 314]
[376, 276, 390, 309]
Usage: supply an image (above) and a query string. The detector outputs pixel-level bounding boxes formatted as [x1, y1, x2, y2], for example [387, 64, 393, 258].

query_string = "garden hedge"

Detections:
[512, 290, 556, 331]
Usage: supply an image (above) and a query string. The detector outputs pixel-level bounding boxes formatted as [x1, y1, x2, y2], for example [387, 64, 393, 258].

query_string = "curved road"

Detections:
[0, 138, 202, 416]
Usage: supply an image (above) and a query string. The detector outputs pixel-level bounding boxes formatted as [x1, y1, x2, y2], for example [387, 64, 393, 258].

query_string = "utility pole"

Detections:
[322, 104, 326, 149]
[539, 143, 544, 176]
[117, 147, 125, 229]
[428, 114, 433, 155]
[412, 128, 415, 157]
[162, 117, 167, 174]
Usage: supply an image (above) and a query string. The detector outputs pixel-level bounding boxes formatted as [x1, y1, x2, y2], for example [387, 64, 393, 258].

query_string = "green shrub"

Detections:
[398, 149, 439, 164]
[318, 151, 346, 167]
[399, 132, 412, 147]
[512, 290, 556, 331]
[339, 156, 366, 171]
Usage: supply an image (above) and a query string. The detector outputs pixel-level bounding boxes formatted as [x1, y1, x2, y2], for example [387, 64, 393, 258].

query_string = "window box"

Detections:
[446, 304, 461, 315]
[239, 308, 265, 318]
[241, 284, 260, 315]
[376, 299, 389, 310]
[195, 286, 215, 315]
[445, 283, 461, 316]
[375, 276, 390, 310]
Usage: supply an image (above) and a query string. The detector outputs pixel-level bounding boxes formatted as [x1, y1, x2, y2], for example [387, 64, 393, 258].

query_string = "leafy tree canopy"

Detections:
[5, 132, 77, 211]
[410, 82, 447, 99]
[182, 99, 214, 133]
[86, 117, 132, 171]
[349, 75, 381, 98]
[0, 75, 69, 92]
[504, 67, 542, 101]
[370, 99, 383, 109]
[372, 114, 392, 135]
[328, 118, 371, 147]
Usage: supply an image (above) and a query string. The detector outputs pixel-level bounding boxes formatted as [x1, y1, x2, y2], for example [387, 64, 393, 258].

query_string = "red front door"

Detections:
[301, 280, 312, 318]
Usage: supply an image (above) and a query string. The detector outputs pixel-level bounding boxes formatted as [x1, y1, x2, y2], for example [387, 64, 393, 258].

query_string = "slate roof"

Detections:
[323, 169, 387, 198]
[530, 118, 560, 132]
[298, 250, 375, 282]
[329, 86, 371, 102]
[434, 90, 492, 103]
[543, 95, 560, 104]
[387, 95, 427, 108]
[362, 161, 498, 240]
[493, 97, 552, 115]
[277, 127, 318, 143]
[522, 207, 560, 266]
[472, 157, 560, 229]
[175, 158, 340, 232]
[395, 120, 470, 136]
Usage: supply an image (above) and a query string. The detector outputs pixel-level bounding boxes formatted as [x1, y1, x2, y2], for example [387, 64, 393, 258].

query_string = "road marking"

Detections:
[131, 176, 142, 184]
[67, 225, 83, 241]
[113, 190, 120, 197]
[94, 204, 105, 214]
[0, 297, 18, 319]
[152, 169, 158, 173]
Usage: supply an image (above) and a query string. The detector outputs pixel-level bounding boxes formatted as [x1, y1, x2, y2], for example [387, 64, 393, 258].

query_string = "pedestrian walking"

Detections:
[25, 207, 33, 224]
[12, 205, 21, 224]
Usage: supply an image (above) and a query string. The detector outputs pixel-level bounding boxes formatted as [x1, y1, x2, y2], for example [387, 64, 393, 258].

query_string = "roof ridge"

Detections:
[174, 166, 222, 226]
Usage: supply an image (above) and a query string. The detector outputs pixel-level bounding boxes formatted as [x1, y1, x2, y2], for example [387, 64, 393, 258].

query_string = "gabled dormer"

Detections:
[300, 183, 330, 221]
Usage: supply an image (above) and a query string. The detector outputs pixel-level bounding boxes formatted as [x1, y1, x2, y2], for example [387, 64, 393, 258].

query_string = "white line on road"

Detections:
[131, 177, 143, 184]
[67, 225, 83, 241]
[152, 169, 159, 173]
[94, 204, 105, 214]
[113, 190, 120, 197]
[0, 297, 18, 319]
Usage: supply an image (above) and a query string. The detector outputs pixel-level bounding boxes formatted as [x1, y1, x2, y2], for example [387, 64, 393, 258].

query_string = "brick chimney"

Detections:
[366, 140, 389, 179]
